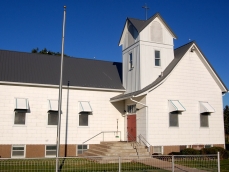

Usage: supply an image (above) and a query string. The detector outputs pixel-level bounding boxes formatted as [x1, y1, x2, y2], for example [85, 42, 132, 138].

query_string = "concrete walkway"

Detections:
[134, 157, 210, 172]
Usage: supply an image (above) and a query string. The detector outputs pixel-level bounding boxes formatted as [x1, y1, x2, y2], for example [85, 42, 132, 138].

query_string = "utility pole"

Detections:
[56, 5, 66, 172]
[142, 3, 150, 20]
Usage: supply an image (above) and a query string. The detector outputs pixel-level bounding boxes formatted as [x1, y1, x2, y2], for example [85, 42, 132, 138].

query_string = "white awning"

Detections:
[199, 102, 215, 113]
[79, 101, 92, 112]
[48, 100, 58, 111]
[15, 98, 29, 110]
[168, 100, 186, 112]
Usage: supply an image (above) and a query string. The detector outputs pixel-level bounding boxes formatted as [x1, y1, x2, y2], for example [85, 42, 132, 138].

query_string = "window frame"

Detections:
[153, 146, 163, 154]
[77, 144, 88, 155]
[127, 104, 136, 114]
[129, 52, 133, 70]
[169, 112, 179, 127]
[14, 111, 26, 125]
[11, 145, 25, 158]
[45, 145, 57, 157]
[204, 144, 212, 148]
[79, 112, 89, 127]
[155, 50, 161, 67]
[200, 113, 209, 128]
[47, 112, 58, 126]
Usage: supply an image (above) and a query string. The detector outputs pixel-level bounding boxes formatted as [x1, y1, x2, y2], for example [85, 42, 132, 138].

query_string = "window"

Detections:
[11, 145, 25, 158]
[14, 98, 29, 125]
[169, 112, 179, 127]
[48, 112, 58, 125]
[155, 51, 160, 66]
[46, 145, 56, 157]
[77, 145, 88, 155]
[14, 111, 26, 125]
[153, 146, 162, 154]
[79, 112, 89, 126]
[127, 105, 136, 114]
[129, 53, 133, 70]
[204, 145, 212, 148]
[200, 113, 209, 127]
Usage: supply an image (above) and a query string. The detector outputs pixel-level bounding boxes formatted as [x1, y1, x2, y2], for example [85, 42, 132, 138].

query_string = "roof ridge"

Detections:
[0, 49, 122, 63]
[174, 41, 195, 50]
[128, 12, 160, 22]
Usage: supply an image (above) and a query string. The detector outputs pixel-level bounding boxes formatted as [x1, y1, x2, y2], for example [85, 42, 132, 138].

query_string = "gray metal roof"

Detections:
[0, 50, 124, 90]
[128, 13, 177, 38]
[110, 41, 228, 101]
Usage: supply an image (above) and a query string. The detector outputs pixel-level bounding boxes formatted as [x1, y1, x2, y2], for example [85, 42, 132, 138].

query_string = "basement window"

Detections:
[204, 145, 212, 148]
[77, 145, 88, 155]
[46, 145, 57, 157]
[153, 146, 162, 154]
[11, 145, 25, 158]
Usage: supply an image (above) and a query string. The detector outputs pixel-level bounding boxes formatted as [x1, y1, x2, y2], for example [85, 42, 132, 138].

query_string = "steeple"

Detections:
[119, 13, 177, 93]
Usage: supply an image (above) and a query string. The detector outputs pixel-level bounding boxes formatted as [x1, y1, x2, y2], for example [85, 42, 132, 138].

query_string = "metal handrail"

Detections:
[126, 132, 140, 147]
[138, 134, 151, 152]
[126, 132, 142, 158]
[82, 131, 121, 154]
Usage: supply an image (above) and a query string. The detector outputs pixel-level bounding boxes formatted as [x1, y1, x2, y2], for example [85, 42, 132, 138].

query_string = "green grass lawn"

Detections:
[0, 158, 169, 172]
[220, 159, 229, 172]
[1, 158, 228, 172]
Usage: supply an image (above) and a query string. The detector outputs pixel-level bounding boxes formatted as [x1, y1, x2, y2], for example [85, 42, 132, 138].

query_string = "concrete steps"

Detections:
[80, 141, 150, 157]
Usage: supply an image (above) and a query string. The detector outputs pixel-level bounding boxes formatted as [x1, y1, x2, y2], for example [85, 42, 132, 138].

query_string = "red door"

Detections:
[127, 115, 136, 141]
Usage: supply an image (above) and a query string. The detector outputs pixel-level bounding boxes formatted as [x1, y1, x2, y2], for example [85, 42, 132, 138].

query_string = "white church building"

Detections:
[0, 13, 227, 158]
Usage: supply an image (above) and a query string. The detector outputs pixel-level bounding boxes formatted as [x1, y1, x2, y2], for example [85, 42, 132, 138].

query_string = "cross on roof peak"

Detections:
[142, 3, 150, 20]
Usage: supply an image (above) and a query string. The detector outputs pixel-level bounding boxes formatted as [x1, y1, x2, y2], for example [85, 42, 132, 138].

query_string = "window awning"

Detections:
[79, 101, 92, 112]
[199, 102, 215, 113]
[168, 100, 186, 112]
[15, 98, 29, 110]
[48, 100, 58, 111]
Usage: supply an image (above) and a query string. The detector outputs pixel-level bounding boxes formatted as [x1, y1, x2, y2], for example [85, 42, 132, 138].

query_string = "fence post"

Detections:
[217, 152, 220, 172]
[172, 155, 174, 172]
[118, 156, 121, 172]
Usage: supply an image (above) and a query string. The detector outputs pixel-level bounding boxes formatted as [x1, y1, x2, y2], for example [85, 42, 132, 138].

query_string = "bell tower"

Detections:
[119, 13, 177, 93]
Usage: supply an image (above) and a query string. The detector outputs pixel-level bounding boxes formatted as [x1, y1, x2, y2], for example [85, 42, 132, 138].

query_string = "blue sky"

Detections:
[1, 0, 229, 106]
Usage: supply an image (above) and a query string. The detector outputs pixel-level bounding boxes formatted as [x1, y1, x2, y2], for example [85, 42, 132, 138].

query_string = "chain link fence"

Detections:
[0, 154, 219, 172]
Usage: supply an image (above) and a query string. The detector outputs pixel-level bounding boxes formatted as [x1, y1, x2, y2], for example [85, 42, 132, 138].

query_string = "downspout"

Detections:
[222, 91, 228, 149]
[130, 97, 148, 144]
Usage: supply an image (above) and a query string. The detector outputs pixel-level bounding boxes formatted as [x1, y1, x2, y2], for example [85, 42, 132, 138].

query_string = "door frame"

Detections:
[127, 114, 136, 141]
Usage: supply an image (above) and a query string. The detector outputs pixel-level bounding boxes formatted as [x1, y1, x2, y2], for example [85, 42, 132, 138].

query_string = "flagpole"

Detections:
[56, 5, 66, 172]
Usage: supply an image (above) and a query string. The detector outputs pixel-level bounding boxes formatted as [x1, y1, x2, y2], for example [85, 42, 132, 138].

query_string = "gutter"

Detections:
[0, 81, 125, 92]
[222, 91, 229, 97]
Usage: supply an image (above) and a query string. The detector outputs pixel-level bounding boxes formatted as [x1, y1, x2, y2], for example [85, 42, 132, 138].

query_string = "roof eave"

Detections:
[118, 19, 128, 46]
